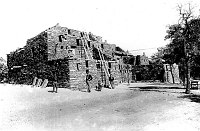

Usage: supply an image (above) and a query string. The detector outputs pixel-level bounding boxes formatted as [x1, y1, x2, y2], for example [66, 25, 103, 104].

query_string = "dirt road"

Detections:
[0, 83, 200, 131]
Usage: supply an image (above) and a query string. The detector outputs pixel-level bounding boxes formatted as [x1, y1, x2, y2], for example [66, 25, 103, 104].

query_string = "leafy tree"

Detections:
[164, 4, 200, 93]
[0, 57, 8, 82]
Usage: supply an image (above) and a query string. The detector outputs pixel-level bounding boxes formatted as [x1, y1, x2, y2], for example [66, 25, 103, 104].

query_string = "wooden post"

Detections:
[36, 79, 42, 87]
[41, 79, 48, 88]
[32, 77, 38, 87]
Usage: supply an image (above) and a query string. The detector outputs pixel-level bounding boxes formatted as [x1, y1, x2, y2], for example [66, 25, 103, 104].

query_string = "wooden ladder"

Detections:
[81, 33, 92, 60]
[97, 45, 111, 87]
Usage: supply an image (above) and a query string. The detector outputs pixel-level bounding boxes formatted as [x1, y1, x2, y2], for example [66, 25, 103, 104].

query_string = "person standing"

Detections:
[86, 70, 93, 92]
[109, 74, 115, 89]
[127, 65, 130, 86]
[53, 62, 59, 93]
[96, 80, 102, 91]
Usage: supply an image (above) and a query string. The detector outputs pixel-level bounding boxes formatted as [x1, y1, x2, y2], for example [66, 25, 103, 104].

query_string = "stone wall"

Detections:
[101, 43, 116, 59]
[46, 25, 70, 61]
[109, 62, 121, 85]
[7, 23, 134, 88]
[46, 24, 94, 61]
[68, 59, 86, 89]
[69, 59, 99, 90]
[69, 28, 82, 37]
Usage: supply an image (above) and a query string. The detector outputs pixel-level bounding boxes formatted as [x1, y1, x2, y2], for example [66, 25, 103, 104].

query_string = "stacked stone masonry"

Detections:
[7, 23, 133, 89]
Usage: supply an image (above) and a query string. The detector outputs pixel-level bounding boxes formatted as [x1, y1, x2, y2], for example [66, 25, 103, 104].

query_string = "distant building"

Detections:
[140, 52, 149, 65]
[135, 52, 149, 66]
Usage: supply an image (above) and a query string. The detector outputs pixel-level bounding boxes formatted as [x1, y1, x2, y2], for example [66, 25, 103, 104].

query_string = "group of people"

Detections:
[86, 70, 115, 93]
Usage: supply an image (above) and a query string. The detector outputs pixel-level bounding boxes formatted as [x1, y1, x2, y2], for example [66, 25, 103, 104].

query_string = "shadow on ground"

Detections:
[129, 85, 200, 103]
[128, 85, 186, 94]
[178, 94, 200, 103]
[129, 86, 183, 90]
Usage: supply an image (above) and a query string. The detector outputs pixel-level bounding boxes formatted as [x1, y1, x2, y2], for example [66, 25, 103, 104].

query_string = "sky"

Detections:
[0, 0, 199, 60]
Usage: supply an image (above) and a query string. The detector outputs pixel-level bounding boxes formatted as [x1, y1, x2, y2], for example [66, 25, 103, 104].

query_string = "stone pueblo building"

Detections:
[7, 23, 133, 90]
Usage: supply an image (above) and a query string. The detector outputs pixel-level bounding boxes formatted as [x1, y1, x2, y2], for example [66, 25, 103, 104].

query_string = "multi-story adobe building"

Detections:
[7, 23, 132, 89]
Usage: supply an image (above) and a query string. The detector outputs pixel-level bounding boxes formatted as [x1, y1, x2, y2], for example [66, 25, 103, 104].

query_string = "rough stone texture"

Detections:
[109, 62, 121, 85]
[68, 59, 86, 89]
[7, 23, 133, 89]
[68, 59, 99, 90]
[101, 42, 116, 59]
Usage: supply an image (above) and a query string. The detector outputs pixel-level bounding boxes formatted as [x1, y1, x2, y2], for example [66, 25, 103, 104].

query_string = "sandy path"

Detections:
[0, 83, 200, 131]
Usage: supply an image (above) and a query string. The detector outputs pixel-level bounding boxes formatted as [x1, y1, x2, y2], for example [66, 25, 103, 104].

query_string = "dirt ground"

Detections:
[0, 82, 200, 131]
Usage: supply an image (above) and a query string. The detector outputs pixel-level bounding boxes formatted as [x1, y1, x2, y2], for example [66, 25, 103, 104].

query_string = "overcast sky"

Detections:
[0, 0, 199, 60]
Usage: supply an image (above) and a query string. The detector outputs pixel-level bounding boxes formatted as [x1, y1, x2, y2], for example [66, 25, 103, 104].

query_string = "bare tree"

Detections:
[177, 3, 194, 94]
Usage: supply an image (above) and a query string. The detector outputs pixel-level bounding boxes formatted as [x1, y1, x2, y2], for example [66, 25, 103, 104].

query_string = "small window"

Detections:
[77, 63, 80, 71]
[96, 63, 100, 69]
[80, 32, 83, 37]
[101, 44, 104, 49]
[61, 46, 63, 49]
[71, 46, 76, 49]
[108, 69, 111, 74]
[86, 60, 89, 68]
[88, 41, 90, 48]
[108, 63, 111, 68]
[68, 29, 71, 34]
[76, 39, 80, 46]
[66, 46, 68, 49]
[58, 35, 63, 42]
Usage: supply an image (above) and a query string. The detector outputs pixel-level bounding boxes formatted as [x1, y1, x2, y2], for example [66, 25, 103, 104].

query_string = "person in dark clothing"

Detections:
[86, 70, 93, 92]
[109, 74, 115, 89]
[53, 62, 59, 93]
[96, 80, 102, 91]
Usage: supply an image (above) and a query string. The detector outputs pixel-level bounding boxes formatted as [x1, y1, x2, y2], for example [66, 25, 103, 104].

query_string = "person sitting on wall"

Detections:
[109, 74, 115, 89]
[86, 69, 93, 92]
